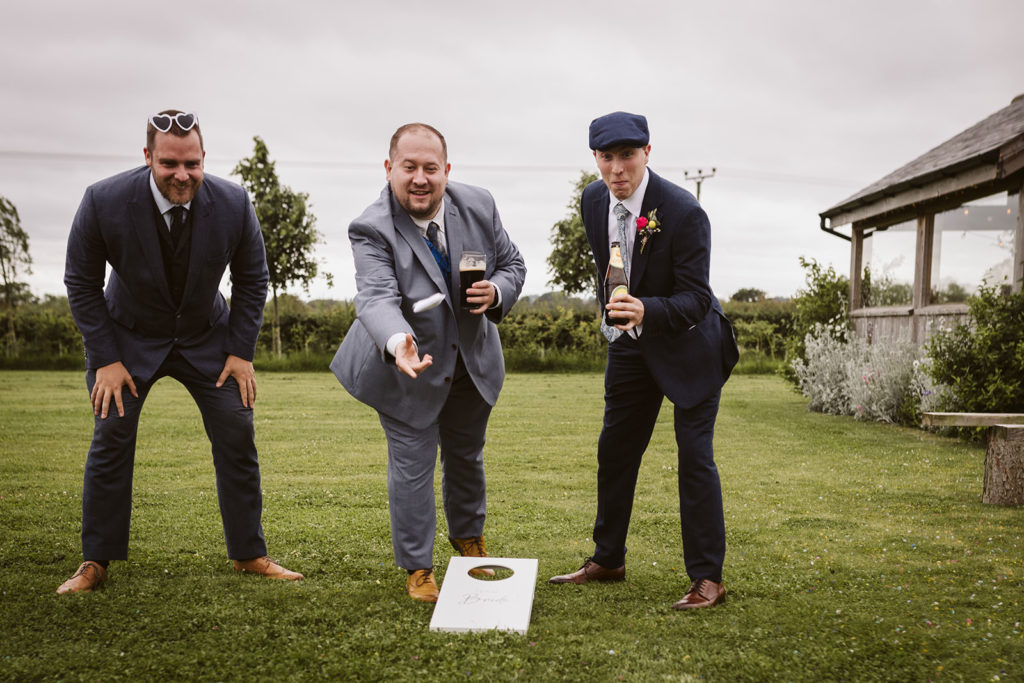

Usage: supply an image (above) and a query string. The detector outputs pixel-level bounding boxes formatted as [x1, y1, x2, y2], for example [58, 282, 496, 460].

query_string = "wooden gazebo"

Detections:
[820, 94, 1024, 343]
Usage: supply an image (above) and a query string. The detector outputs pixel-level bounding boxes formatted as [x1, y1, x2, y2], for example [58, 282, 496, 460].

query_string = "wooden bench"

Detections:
[922, 412, 1024, 505]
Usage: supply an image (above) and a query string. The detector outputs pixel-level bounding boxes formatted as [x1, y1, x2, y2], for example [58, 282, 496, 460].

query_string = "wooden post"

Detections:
[911, 214, 935, 343]
[1013, 183, 1023, 293]
[913, 214, 934, 310]
[850, 226, 864, 310]
[983, 425, 1024, 505]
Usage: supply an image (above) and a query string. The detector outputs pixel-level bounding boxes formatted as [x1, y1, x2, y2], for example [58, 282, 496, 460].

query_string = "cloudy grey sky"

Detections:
[2, 0, 1022, 302]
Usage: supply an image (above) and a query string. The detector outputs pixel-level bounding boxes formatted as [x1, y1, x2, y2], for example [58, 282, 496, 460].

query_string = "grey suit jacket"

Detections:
[330, 182, 526, 429]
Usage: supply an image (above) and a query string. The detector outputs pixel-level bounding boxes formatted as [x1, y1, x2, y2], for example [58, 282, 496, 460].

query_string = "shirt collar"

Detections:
[410, 198, 446, 234]
[615, 167, 650, 218]
[149, 172, 192, 214]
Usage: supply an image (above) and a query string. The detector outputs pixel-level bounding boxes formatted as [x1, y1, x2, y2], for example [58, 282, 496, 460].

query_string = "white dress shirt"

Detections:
[606, 168, 649, 338]
[410, 198, 447, 252]
[149, 172, 191, 229]
[606, 167, 650, 255]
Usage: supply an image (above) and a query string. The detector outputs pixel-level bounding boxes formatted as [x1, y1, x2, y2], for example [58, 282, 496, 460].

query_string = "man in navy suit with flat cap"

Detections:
[59, 109, 302, 594]
[549, 112, 737, 609]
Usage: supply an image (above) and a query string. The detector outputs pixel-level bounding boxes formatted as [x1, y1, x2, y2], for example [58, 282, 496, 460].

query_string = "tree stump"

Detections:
[983, 425, 1024, 505]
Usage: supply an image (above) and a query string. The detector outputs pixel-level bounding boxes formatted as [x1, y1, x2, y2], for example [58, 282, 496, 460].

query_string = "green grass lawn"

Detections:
[0, 371, 1020, 681]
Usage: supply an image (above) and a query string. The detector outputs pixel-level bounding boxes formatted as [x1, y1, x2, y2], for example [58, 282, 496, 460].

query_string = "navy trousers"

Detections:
[80, 350, 267, 561]
[592, 334, 726, 582]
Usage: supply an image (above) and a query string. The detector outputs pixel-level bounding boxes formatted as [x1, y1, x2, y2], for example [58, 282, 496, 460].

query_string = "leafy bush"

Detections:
[925, 284, 1024, 413]
[782, 257, 849, 383]
[722, 298, 794, 360]
[848, 342, 931, 425]
[0, 295, 84, 368]
[790, 324, 854, 415]
[791, 323, 934, 425]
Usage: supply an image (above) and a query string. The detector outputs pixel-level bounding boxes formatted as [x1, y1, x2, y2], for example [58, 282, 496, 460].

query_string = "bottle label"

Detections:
[610, 285, 628, 299]
[609, 245, 625, 269]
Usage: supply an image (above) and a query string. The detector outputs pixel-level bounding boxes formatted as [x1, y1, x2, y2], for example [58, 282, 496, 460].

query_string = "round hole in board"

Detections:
[467, 564, 515, 581]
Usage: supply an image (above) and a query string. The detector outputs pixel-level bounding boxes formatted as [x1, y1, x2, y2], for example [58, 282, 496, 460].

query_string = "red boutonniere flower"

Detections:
[636, 208, 661, 253]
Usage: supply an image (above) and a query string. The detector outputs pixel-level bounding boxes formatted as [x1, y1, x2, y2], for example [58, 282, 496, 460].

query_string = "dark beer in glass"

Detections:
[459, 251, 486, 310]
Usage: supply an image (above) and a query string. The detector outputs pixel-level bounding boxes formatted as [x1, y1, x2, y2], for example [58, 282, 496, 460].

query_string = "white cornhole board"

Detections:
[428, 557, 538, 634]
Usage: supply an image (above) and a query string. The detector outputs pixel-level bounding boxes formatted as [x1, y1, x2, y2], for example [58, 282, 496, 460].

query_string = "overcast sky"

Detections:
[2, 0, 1022, 303]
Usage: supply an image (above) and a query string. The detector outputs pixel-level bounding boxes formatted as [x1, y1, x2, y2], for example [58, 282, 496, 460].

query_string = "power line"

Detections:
[0, 149, 861, 188]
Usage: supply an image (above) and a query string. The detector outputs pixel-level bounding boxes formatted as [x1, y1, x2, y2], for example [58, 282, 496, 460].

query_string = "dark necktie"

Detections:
[425, 221, 450, 281]
[169, 206, 187, 247]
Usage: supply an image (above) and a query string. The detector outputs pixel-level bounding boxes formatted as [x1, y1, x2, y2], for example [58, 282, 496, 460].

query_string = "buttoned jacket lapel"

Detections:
[441, 196, 465, 306]
[629, 169, 665, 290]
[390, 190, 451, 305]
[180, 184, 214, 312]
[588, 188, 611, 282]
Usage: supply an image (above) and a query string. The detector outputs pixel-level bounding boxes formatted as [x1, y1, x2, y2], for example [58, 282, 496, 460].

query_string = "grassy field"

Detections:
[0, 371, 1020, 681]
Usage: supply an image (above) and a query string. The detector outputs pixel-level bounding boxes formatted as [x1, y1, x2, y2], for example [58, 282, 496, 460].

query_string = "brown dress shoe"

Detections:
[450, 536, 495, 578]
[232, 556, 304, 581]
[548, 557, 625, 584]
[406, 568, 440, 603]
[57, 561, 108, 595]
[672, 579, 725, 610]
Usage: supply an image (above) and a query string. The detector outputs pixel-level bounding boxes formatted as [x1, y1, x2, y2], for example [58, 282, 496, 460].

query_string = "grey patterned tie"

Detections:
[614, 203, 631, 280]
[600, 203, 632, 343]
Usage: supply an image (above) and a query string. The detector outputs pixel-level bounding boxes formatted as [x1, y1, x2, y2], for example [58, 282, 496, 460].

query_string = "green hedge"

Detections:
[2, 294, 799, 374]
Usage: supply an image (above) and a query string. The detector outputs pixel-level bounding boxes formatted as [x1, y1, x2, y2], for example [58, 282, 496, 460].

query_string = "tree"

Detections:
[233, 137, 331, 357]
[547, 171, 599, 298]
[0, 196, 32, 355]
[730, 287, 767, 303]
[782, 257, 849, 383]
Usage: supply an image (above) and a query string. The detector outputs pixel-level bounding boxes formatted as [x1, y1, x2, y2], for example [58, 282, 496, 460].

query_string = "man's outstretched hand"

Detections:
[395, 333, 433, 378]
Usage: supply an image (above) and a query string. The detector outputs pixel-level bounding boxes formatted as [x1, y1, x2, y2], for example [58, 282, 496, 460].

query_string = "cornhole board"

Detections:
[428, 557, 538, 634]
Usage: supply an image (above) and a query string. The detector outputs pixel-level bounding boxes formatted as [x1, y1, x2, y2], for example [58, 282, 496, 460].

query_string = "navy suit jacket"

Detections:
[583, 169, 738, 408]
[65, 166, 269, 382]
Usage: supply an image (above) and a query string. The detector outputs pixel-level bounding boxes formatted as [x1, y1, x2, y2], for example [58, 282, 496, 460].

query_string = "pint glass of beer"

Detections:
[459, 251, 486, 310]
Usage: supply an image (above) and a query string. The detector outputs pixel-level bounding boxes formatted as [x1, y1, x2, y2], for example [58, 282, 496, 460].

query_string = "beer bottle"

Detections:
[604, 241, 629, 326]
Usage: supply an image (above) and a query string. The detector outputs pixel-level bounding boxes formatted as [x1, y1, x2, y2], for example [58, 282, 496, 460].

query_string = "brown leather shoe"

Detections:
[406, 568, 440, 603]
[548, 557, 625, 584]
[57, 561, 108, 595]
[450, 536, 495, 578]
[672, 579, 725, 610]
[232, 556, 304, 581]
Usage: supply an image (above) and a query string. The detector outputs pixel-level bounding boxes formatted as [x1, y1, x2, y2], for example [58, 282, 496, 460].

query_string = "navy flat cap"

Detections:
[589, 111, 649, 150]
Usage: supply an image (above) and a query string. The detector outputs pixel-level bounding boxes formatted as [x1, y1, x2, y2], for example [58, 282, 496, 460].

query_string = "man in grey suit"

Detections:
[330, 123, 526, 603]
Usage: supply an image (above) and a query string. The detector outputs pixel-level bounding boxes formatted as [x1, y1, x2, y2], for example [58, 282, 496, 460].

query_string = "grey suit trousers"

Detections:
[377, 354, 491, 570]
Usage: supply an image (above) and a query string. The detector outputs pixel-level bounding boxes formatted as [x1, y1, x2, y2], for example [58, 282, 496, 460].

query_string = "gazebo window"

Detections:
[932, 191, 1018, 303]
[861, 219, 915, 307]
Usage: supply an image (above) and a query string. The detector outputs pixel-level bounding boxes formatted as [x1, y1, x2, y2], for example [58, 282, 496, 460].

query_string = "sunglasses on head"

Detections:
[149, 112, 198, 133]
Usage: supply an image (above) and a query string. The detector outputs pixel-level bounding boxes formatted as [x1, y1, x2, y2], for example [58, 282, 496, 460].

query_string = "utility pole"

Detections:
[683, 167, 716, 202]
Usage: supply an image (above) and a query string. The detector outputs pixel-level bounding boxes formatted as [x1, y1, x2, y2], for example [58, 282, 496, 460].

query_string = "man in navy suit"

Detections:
[549, 112, 737, 609]
[59, 110, 302, 594]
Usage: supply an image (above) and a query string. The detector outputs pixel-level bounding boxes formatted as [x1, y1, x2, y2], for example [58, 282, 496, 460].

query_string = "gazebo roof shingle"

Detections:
[822, 95, 1024, 222]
